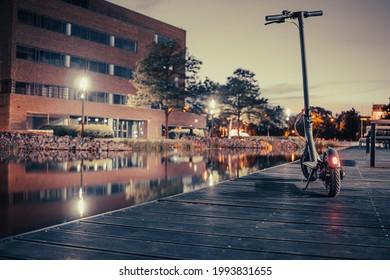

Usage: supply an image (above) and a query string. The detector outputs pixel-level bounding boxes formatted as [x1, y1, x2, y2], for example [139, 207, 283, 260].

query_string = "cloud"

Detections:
[262, 83, 303, 103]
[263, 83, 302, 95]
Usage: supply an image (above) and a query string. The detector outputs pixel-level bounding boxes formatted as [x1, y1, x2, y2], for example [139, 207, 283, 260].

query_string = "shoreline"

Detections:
[0, 132, 355, 162]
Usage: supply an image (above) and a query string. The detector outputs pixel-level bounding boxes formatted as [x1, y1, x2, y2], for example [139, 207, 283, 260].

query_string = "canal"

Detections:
[0, 149, 298, 239]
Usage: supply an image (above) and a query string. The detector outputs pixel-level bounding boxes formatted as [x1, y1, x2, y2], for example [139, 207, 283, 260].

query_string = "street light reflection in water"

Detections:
[0, 150, 298, 239]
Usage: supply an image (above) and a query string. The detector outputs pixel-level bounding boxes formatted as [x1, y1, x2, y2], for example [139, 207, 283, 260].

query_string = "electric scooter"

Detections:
[265, 10, 344, 197]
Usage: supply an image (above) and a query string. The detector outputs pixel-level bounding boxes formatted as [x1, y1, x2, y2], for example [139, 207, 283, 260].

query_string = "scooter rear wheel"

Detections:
[326, 168, 341, 197]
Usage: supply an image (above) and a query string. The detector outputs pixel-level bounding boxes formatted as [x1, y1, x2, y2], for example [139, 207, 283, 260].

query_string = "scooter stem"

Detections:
[296, 11, 319, 162]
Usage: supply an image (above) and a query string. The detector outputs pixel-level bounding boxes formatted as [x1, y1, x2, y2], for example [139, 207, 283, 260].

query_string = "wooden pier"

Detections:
[0, 147, 389, 259]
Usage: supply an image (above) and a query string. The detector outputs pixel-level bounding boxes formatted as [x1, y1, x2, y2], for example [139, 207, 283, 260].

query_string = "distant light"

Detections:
[80, 77, 89, 91]
[210, 99, 216, 110]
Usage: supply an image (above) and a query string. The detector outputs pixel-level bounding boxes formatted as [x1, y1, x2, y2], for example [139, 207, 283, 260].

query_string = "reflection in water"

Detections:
[0, 150, 298, 239]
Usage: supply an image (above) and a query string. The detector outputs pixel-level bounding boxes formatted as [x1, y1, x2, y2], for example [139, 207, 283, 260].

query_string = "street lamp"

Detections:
[79, 77, 88, 137]
[209, 99, 216, 137]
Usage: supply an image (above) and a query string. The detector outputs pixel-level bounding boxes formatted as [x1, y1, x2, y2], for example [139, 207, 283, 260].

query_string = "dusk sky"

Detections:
[107, 0, 390, 115]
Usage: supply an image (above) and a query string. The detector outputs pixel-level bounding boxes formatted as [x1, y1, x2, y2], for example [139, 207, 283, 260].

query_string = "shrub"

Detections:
[40, 125, 78, 137]
[40, 124, 114, 138]
[80, 124, 114, 138]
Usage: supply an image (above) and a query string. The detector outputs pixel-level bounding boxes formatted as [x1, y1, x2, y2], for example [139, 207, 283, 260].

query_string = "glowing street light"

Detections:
[79, 77, 89, 137]
[209, 99, 217, 137]
[80, 77, 88, 92]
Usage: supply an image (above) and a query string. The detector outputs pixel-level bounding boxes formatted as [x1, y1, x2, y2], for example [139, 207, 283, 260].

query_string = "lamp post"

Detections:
[79, 77, 88, 137]
[209, 99, 216, 137]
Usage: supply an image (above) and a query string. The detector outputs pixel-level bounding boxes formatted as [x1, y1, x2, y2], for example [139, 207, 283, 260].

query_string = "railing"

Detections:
[365, 120, 390, 167]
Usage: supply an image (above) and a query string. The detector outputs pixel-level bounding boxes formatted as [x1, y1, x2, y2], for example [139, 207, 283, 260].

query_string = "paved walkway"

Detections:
[0, 147, 389, 259]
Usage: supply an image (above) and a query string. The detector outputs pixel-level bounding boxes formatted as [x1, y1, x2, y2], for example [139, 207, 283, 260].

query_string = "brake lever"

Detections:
[264, 19, 285, 26]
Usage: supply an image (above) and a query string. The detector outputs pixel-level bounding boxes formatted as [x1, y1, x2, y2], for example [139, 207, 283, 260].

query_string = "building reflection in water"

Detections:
[0, 150, 297, 238]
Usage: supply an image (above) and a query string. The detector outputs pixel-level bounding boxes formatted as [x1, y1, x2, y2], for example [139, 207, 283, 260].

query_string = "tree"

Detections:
[293, 106, 336, 140]
[130, 41, 202, 138]
[185, 77, 220, 115]
[220, 68, 267, 137]
[257, 106, 287, 136]
[337, 108, 360, 141]
[311, 106, 336, 139]
[381, 102, 390, 119]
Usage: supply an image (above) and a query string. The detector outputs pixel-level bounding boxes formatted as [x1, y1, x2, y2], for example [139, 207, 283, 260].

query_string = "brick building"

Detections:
[0, 0, 206, 138]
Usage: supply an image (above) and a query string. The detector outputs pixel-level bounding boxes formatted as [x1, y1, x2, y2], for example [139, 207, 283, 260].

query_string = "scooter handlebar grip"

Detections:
[304, 10, 323, 18]
[265, 14, 285, 21]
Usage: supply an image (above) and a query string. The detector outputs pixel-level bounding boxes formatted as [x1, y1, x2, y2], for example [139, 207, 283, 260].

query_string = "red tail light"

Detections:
[330, 156, 339, 167]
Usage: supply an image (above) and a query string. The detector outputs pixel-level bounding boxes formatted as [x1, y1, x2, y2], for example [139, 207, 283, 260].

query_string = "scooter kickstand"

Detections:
[303, 169, 315, 190]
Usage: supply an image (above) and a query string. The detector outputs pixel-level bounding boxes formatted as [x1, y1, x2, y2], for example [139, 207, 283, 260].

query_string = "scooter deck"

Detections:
[302, 161, 318, 170]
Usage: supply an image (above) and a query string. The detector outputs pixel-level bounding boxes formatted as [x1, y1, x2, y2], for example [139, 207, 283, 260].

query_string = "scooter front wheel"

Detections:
[325, 168, 341, 197]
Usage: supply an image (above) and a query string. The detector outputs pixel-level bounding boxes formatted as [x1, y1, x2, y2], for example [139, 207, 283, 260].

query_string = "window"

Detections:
[39, 50, 65, 66]
[15, 82, 27, 94]
[70, 56, 109, 74]
[17, 45, 65, 67]
[70, 56, 88, 70]
[71, 24, 109, 45]
[89, 30, 109, 45]
[16, 45, 35, 60]
[40, 16, 66, 33]
[113, 94, 127, 105]
[115, 37, 137, 52]
[17, 10, 36, 25]
[71, 24, 88, 40]
[155, 34, 173, 45]
[18, 10, 66, 34]
[114, 65, 134, 79]
[61, 0, 89, 8]
[87, 92, 108, 103]
[89, 60, 108, 74]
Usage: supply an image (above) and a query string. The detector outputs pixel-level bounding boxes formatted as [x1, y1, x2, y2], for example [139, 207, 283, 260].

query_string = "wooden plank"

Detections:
[0, 239, 147, 260]
[44, 222, 388, 260]
[16, 230, 302, 260]
[0, 147, 389, 260]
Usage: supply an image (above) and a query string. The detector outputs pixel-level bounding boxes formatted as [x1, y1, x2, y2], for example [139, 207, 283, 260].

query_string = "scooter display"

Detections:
[265, 10, 344, 197]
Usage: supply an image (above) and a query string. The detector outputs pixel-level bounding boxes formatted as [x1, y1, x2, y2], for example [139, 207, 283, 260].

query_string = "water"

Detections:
[0, 149, 298, 239]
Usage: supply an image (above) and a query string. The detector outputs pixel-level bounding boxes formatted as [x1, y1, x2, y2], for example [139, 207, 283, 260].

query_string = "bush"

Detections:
[40, 125, 78, 137]
[81, 124, 114, 138]
[40, 124, 114, 138]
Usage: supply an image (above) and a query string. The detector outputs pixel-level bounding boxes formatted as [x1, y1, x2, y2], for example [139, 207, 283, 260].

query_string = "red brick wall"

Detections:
[12, 0, 186, 92]
[8, 94, 206, 138]
[0, 0, 15, 80]
[0, 95, 10, 130]
[1, 0, 201, 137]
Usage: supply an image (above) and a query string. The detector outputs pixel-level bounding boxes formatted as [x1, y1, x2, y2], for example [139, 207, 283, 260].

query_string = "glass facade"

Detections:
[114, 37, 137, 52]
[114, 65, 134, 79]
[17, 9, 137, 53]
[16, 45, 133, 78]
[18, 10, 67, 34]
[3, 80, 128, 106]
[16, 46, 66, 67]
[113, 119, 144, 139]
[71, 24, 110, 45]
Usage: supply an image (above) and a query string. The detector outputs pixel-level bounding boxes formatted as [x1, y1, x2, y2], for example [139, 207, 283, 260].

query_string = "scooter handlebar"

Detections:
[265, 10, 323, 22]
[265, 14, 286, 22]
[304, 10, 323, 18]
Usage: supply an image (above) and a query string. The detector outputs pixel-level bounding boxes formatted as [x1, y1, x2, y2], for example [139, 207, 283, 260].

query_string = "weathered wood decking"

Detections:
[0, 147, 389, 259]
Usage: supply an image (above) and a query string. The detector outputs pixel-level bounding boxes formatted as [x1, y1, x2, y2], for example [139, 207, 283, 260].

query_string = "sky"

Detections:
[107, 0, 390, 115]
